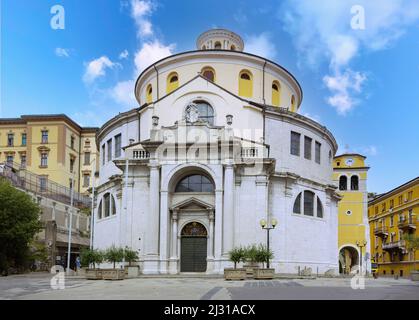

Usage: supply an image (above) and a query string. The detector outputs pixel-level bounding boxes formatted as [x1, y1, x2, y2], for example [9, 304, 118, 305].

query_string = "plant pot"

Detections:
[76, 268, 86, 277]
[254, 268, 275, 280]
[102, 268, 125, 280]
[410, 271, 419, 281]
[85, 269, 103, 280]
[124, 266, 139, 278]
[244, 264, 260, 278]
[224, 268, 247, 281]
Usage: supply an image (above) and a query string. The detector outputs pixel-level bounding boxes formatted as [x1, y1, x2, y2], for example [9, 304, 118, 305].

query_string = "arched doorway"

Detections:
[339, 246, 359, 274]
[180, 222, 208, 272]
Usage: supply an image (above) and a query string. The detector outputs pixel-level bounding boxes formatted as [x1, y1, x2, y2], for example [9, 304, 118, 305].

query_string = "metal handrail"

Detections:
[0, 161, 91, 209]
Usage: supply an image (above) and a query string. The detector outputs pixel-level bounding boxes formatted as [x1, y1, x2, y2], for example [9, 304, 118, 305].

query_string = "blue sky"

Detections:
[1, 0, 419, 193]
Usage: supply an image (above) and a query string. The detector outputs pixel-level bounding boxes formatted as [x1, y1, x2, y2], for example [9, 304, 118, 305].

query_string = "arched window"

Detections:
[201, 67, 215, 82]
[214, 41, 222, 49]
[339, 176, 348, 191]
[146, 84, 152, 104]
[329, 150, 332, 163]
[98, 192, 117, 219]
[190, 100, 215, 125]
[293, 193, 301, 214]
[167, 72, 179, 94]
[231, 45, 236, 51]
[351, 175, 359, 190]
[272, 81, 281, 106]
[293, 191, 323, 218]
[304, 191, 314, 216]
[291, 95, 296, 112]
[239, 70, 253, 97]
[175, 174, 214, 192]
[97, 200, 102, 219]
[317, 197, 323, 218]
[202, 45, 206, 50]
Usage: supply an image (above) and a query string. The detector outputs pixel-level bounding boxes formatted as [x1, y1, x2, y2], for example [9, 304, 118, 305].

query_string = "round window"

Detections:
[346, 210, 352, 216]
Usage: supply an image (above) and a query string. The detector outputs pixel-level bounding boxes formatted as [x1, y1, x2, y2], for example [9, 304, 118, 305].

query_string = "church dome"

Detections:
[196, 29, 244, 51]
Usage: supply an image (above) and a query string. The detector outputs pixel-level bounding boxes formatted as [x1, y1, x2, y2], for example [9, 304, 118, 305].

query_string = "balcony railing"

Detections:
[374, 226, 389, 236]
[132, 149, 150, 159]
[398, 216, 416, 230]
[382, 240, 406, 251]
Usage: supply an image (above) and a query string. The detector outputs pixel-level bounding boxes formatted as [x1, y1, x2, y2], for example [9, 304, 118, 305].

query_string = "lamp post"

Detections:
[66, 175, 75, 275]
[259, 217, 277, 268]
[356, 240, 367, 275]
[89, 158, 96, 250]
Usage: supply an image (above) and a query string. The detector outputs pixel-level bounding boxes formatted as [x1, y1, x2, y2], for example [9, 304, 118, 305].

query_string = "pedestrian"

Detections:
[75, 256, 81, 271]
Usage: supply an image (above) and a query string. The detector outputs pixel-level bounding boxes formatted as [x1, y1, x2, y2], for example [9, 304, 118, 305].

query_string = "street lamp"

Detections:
[356, 240, 367, 275]
[259, 217, 278, 268]
[66, 174, 75, 275]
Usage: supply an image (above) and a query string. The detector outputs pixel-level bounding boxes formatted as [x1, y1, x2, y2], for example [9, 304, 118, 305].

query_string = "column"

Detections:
[169, 210, 178, 274]
[214, 190, 223, 272]
[206, 210, 215, 274]
[143, 161, 160, 274]
[222, 161, 234, 256]
[159, 190, 169, 274]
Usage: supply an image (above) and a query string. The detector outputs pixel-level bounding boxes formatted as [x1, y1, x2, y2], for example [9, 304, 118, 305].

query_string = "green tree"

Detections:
[104, 246, 125, 269]
[0, 178, 42, 274]
[80, 248, 103, 269]
[404, 234, 419, 271]
[124, 247, 139, 267]
[228, 247, 246, 269]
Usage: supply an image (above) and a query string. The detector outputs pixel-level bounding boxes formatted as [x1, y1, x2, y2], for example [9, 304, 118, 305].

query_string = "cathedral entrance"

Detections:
[180, 222, 208, 272]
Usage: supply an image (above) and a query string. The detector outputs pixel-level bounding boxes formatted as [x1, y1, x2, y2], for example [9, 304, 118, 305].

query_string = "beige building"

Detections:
[0, 114, 99, 194]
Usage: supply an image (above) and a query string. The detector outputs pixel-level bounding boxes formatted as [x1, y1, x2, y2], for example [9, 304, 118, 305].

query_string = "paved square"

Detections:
[1, 273, 419, 300]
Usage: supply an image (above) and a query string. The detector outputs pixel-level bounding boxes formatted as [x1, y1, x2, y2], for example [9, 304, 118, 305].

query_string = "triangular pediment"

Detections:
[170, 196, 214, 211]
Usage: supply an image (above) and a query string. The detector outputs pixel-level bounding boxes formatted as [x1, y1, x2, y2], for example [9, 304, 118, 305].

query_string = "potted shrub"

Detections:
[253, 244, 275, 280]
[81, 248, 104, 280]
[243, 244, 260, 278]
[404, 234, 419, 281]
[224, 247, 247, 280]
[102, 246, 125, 280]
[124, 247, 140, 278]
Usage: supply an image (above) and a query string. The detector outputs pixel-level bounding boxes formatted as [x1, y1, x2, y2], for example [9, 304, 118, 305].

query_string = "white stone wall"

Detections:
[265, 116, 334, 185]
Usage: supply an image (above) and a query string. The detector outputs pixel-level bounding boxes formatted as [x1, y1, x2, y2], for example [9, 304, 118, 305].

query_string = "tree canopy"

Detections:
[0, 178, 42, 274]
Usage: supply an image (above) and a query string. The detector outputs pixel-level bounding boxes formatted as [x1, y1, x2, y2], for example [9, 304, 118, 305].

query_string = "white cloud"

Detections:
[245, 33, 277, 60]
[130, 0, 154, 38]
[337, 143, 378, 157]
[279, 0, 419, 114]
[83, 56, 119, 84]
[323, 69, 367, 114]
[108, 1, 175, 107]
[55, 47, 70, 58]
[119, 49, 129, 59]
[134, 40, 175, 74]
[110, 80, 136, 106]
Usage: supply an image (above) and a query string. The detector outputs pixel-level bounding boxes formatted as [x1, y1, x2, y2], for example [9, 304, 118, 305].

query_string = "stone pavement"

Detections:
[0, 272, 418, 300]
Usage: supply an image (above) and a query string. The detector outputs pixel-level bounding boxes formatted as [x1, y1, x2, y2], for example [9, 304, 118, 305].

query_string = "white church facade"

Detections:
[93, 29, 341, 274]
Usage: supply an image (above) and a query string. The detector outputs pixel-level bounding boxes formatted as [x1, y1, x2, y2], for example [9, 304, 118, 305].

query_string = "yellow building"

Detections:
[333, 154, 371, 274]
[368, 177, 418, 277]
[0, 114, 99, 194]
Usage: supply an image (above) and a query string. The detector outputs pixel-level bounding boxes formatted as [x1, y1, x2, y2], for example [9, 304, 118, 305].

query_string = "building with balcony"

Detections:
[333, 154, 371, 274]
[93, 29, 341, 274]
[0, 114, 99, 195]
[368, 176, 418, 277]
